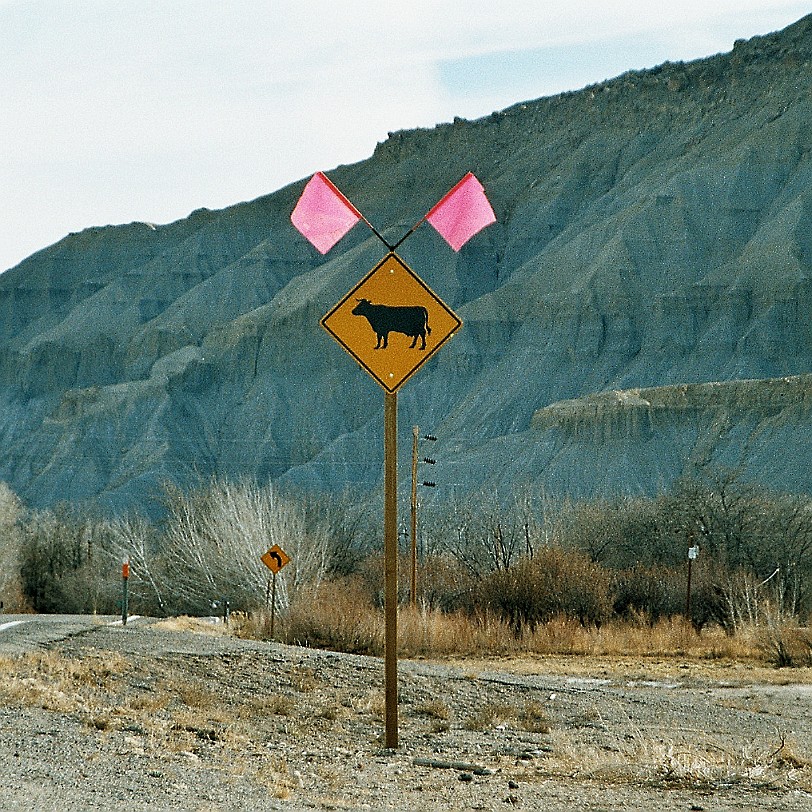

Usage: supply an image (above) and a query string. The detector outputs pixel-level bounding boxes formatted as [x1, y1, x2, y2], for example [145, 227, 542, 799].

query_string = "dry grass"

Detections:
[0, 648, 248, 755]
[0, 649, 129, 713]
[397, 606, 516, 657]
[546, 726, 812, 791]
[152, 615, 230, 636]
[522, 614, 759, 659]
[238, 584, 784, 665]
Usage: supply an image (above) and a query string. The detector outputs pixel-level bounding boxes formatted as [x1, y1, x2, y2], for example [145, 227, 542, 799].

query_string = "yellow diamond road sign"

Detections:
[261, 544, 291, 574]
[321, 253, 462, 393]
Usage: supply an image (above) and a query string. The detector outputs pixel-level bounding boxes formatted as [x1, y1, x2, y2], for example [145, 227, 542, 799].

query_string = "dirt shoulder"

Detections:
[0, 619, 810, 811]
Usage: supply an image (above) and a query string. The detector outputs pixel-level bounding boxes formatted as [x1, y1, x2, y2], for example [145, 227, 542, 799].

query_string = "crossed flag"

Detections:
[291, 170, 496, 255]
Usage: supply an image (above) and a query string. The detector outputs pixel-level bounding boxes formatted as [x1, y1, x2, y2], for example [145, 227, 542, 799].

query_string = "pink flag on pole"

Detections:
[291, 172, 362, 254]
[425, 172, 496, 251]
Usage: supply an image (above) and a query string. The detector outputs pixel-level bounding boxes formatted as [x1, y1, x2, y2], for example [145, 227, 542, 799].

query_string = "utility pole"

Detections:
[410, 428, 436, 608]
[411, 426, 419, 609]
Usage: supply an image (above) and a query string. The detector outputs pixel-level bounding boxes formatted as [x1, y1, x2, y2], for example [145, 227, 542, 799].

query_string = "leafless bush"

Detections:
[102, 514, 167, 615]
[428, 487, 556, 578]
[720, 566, 802, 632]
[481, 548, 613, 632]
[158, 478, 330, 615]
[295, 488, 377, 577]
[611, 564, 684, 621]
[19, 504, 120, 614]
[0, 481, 26, 611]
[757, 618, 812, 667]
[550, 469, 812, 623]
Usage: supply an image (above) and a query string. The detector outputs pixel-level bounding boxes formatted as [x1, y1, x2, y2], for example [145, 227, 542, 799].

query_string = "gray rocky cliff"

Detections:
[2, 15, 812, 514]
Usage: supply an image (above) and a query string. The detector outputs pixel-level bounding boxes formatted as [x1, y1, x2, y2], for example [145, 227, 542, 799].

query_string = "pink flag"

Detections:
[291, 172, 362, 254]
[425, 172, 496, 251]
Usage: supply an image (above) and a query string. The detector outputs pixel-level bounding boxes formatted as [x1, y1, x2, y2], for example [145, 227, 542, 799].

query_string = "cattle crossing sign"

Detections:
[321, 252, 462, 393]
[293, 170, 493, 750]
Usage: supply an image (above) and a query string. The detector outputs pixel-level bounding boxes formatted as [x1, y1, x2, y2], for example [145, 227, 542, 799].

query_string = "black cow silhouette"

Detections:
[351, 298, 431, 349]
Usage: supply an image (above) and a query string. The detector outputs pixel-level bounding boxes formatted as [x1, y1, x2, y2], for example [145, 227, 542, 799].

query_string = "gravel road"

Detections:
[0, 616, 810, 811]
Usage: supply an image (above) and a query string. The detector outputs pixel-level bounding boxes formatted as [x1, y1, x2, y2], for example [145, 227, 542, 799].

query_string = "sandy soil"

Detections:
[0, 619, 810, 811]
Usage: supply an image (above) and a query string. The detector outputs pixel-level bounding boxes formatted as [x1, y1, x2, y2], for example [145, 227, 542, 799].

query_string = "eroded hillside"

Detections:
[1, 15, 812, 513]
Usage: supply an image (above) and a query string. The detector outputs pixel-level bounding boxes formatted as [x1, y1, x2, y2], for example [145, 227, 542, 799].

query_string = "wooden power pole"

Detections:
[410, 426, 419, 609]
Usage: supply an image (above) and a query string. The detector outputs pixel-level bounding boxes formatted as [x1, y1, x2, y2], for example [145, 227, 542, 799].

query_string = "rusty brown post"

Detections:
[384, 391, 399, 748]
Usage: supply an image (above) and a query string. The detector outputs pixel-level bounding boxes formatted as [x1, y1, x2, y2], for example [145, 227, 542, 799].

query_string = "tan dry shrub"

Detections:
[463, 700, 552, 733]
[757, 620, 812, 667]
[128, 691, 172, 713]
[288, 665, 321, 692]
[397, 605, 516, 657]
[315, 704, 340, 722]
[174, 681, 219, 709]
[483, 548, 613, 633]
[463, 701, 516, 731]
[520, 700, 552, 733]
[284, 580, 383, 655]
[262, 694, 295, 716]
[416, 699, 451, 720]
[353, 687, 386, 720]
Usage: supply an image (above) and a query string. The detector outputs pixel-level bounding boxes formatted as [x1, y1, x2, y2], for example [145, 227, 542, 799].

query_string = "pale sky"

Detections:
[1, 0, 809, 273]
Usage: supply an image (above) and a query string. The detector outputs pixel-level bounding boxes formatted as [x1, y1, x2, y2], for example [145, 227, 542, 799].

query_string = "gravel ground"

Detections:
[0, 619, 810, 811]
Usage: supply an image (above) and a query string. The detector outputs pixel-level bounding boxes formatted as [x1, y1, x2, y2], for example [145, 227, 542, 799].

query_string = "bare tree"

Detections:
[158, 478, 331, 614]
[102, 515, 167, 614]
[0, 482, 25, 611]
[294, 487, 377, 577]
[429, 487, 556, 579]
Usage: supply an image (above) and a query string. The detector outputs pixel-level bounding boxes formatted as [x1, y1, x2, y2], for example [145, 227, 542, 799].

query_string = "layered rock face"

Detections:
[2, 16, 812, 514]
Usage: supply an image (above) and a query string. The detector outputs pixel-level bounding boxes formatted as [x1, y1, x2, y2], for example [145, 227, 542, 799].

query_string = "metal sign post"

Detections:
[261, 544, 292, 639]
[686, 544, 699, 621]
[384, 391, 399, 748]
[121, 560, 130, 626]
[321, 254, 461, 749]
[270, 572, 278, 637]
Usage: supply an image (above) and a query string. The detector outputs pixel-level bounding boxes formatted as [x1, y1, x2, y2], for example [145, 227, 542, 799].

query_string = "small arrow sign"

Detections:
[261, 544, 291, 574]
